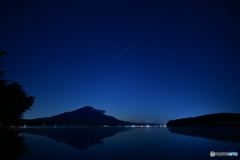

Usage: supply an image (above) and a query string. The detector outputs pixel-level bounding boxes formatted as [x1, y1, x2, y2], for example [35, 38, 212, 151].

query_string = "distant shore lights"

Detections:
[125, 125, 166, 127]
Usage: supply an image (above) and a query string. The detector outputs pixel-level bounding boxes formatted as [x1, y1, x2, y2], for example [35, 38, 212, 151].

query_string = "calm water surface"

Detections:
[16, 126, 240, 160]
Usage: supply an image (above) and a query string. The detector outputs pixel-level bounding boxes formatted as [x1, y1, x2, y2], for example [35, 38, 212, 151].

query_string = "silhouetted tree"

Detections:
[0, 51, 34, 127]
[0, 51, 8, 86]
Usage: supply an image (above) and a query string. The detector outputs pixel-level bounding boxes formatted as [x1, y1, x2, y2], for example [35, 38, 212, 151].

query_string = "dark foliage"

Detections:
[166, 113, 240, 127]
[0, 52, 34, 127]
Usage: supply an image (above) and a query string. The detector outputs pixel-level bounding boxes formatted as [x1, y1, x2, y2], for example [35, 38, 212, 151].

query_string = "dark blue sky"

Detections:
[1, 0, 239, 123]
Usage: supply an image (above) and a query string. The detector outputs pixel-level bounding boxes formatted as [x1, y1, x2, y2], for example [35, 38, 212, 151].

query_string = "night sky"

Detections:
[1, 0, 239, 124]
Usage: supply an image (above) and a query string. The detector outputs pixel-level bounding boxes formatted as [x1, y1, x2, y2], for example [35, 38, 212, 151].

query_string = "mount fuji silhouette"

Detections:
[32, 106, 131, 125]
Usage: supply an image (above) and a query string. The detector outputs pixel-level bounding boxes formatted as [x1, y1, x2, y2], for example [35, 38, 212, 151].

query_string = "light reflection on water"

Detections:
[17, 127, 240, 160]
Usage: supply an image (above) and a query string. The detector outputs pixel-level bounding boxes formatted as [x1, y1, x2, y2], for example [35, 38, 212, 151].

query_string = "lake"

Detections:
[13, 126, 240, 160]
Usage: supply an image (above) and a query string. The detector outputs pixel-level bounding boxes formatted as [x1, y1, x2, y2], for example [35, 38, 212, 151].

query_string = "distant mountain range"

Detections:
[166, 113, 240, 127]
[30, 106, 132, 126]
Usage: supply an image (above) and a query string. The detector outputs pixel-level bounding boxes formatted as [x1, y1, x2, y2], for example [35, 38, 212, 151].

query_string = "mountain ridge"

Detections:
[166, 113, 240, 127]
[31, 106, 131, 126]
